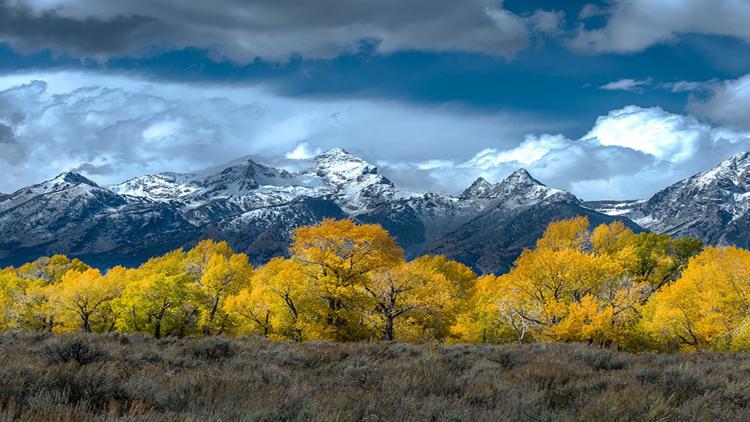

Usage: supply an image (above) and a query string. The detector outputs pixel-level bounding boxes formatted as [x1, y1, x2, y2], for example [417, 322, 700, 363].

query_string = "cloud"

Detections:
[599, 78, 652, 92]
[580, 105, 735, 163]
[578, 4, 605, 20]
[526, 10, 566, 35]
[0, 0, 562, 62]
[405, 106, 750, 200]
[660, 80, 718, 93]
[70, 162, 114, 175]
[569, 0, 750, 54]
[2, 70, 749, 201]
[0, 70, 556, 193]
[285, 142, 322, 160]
[0, 123, 13, 143]
[688, 73, 750, 131]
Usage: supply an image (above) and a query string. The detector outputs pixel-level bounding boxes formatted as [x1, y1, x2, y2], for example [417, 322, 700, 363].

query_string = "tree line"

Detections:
[2, 217, 749, 351]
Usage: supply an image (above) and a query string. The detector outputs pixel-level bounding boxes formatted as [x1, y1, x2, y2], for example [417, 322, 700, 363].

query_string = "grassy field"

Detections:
[0, 333, 749, 421]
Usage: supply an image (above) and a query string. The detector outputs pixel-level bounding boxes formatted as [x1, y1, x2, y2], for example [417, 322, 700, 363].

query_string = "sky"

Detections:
[0, 0, 750, 200]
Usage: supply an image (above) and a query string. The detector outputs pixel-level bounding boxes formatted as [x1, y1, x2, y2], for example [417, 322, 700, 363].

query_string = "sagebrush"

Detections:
[1, 332, 750, 421]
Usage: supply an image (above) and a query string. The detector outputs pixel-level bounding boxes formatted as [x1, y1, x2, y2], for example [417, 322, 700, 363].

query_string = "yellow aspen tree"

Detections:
[112, 250, 200, 338]
[362, 260, 461, 342]
[290, 219, 404, 341]
[48, 268, 124, 333]
[196, 252, 253, 335]
[642, 246, 750, 351]
[225, 258, 315, 340]
[16, 255, 89, 284]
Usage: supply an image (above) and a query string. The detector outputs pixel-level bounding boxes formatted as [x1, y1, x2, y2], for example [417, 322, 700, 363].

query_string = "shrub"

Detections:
[39, 335, 108, 365]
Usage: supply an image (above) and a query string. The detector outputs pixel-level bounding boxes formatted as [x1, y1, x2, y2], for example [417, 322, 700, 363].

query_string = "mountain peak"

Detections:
[313, 148, 378, 179]
[51, 172, 99, 187]
[692, 151, 750, 188]
[728, 151, 750, 163]
[315, 147, 355, 161]
[492, 168, 577, 206]
[460, 177, 493, 199]
[503, 168, 540, 185]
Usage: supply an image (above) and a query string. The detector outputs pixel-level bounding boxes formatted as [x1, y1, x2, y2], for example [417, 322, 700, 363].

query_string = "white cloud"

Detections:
[599, 78, 652, 92]
[463, 134, 569, 168]
[406, 106, 750, 200]
[581, 105, 741, 163]
[2, 70, 749, 201]
[569, 0, 750, 54]
[0, 70, 555, 193]
[661, 80, 717, 93]
[688, 73, 750, 131]
[578, 4, 605, 20]
[285, 142, 322, 160]
[412, 160, 454, 171]
[526, 9, 566, 35]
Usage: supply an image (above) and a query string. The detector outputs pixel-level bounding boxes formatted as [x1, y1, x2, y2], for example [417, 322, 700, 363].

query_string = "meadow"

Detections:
[1, 332, 749, 421]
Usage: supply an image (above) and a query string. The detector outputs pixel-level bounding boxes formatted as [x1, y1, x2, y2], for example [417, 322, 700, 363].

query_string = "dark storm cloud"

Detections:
[0, 0, 562, 62]
[0, 122, 13, 143]
[70, 162, 115, 176]
[0, 0, 156, 56]
[570, 0, 750, 54]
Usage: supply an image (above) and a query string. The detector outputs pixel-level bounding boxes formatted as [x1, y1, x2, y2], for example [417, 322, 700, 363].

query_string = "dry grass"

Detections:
[0, 332, 749, 421]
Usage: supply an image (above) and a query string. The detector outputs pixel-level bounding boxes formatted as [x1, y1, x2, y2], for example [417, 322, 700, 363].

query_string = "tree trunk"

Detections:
[384, 316, 394, 341]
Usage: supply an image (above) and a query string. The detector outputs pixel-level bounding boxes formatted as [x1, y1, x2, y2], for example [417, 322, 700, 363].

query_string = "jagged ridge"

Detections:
[590, 152, 750, 248]
[1, 148, 640, 273]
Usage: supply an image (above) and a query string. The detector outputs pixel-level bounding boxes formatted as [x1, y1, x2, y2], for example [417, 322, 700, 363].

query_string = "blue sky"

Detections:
[1, 0, 750, 199]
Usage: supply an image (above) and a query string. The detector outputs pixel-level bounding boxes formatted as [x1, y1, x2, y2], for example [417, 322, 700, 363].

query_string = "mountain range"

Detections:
[2, 148, 749, 274]
[586, 152, 750, 249]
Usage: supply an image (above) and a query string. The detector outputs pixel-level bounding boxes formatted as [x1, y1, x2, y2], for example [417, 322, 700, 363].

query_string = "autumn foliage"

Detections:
[3, 216, 745, 352]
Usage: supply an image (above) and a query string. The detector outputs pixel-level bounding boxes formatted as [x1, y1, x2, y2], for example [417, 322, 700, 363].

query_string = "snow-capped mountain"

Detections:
[0, 172, 195, 267]
[0, 148, 637, 273]
[420, 169, 641, 273]
[110, 148, 395, 223]
[590, 152, 750, 248]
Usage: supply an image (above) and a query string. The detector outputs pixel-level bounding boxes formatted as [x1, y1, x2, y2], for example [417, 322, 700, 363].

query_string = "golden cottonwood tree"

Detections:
[225, 258, 316, 340]
[459, 218, 647, 347]
[48, 268, 125, 333]
[362, 259, 466, 342]
[192, 246, 253, 335]
[642, 246, 750, 351]
[290, 219, 404, 341]
[16, 255, 89, 284]
[112, 250, 200, 338]
[0, 269, 26, 331]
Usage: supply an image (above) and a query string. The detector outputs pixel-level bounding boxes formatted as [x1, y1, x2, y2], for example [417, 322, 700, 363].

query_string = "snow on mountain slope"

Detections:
[0, 172, 193, 267]
[459, 177, 493, 199]
[111, 148, 396, 220]
[488, 169, 577, 207]
[110, 172, 202, 200]
[584, 200, 646, 216]
[585, 152, 750, 246]
[0, 147, 636, 272]
[0, 172, 120, 214]
[312, 148, 396, 214]
[631, 152, 750, 236]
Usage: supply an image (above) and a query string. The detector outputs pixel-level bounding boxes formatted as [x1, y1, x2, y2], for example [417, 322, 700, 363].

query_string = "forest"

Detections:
[2, 216, 748, 353]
